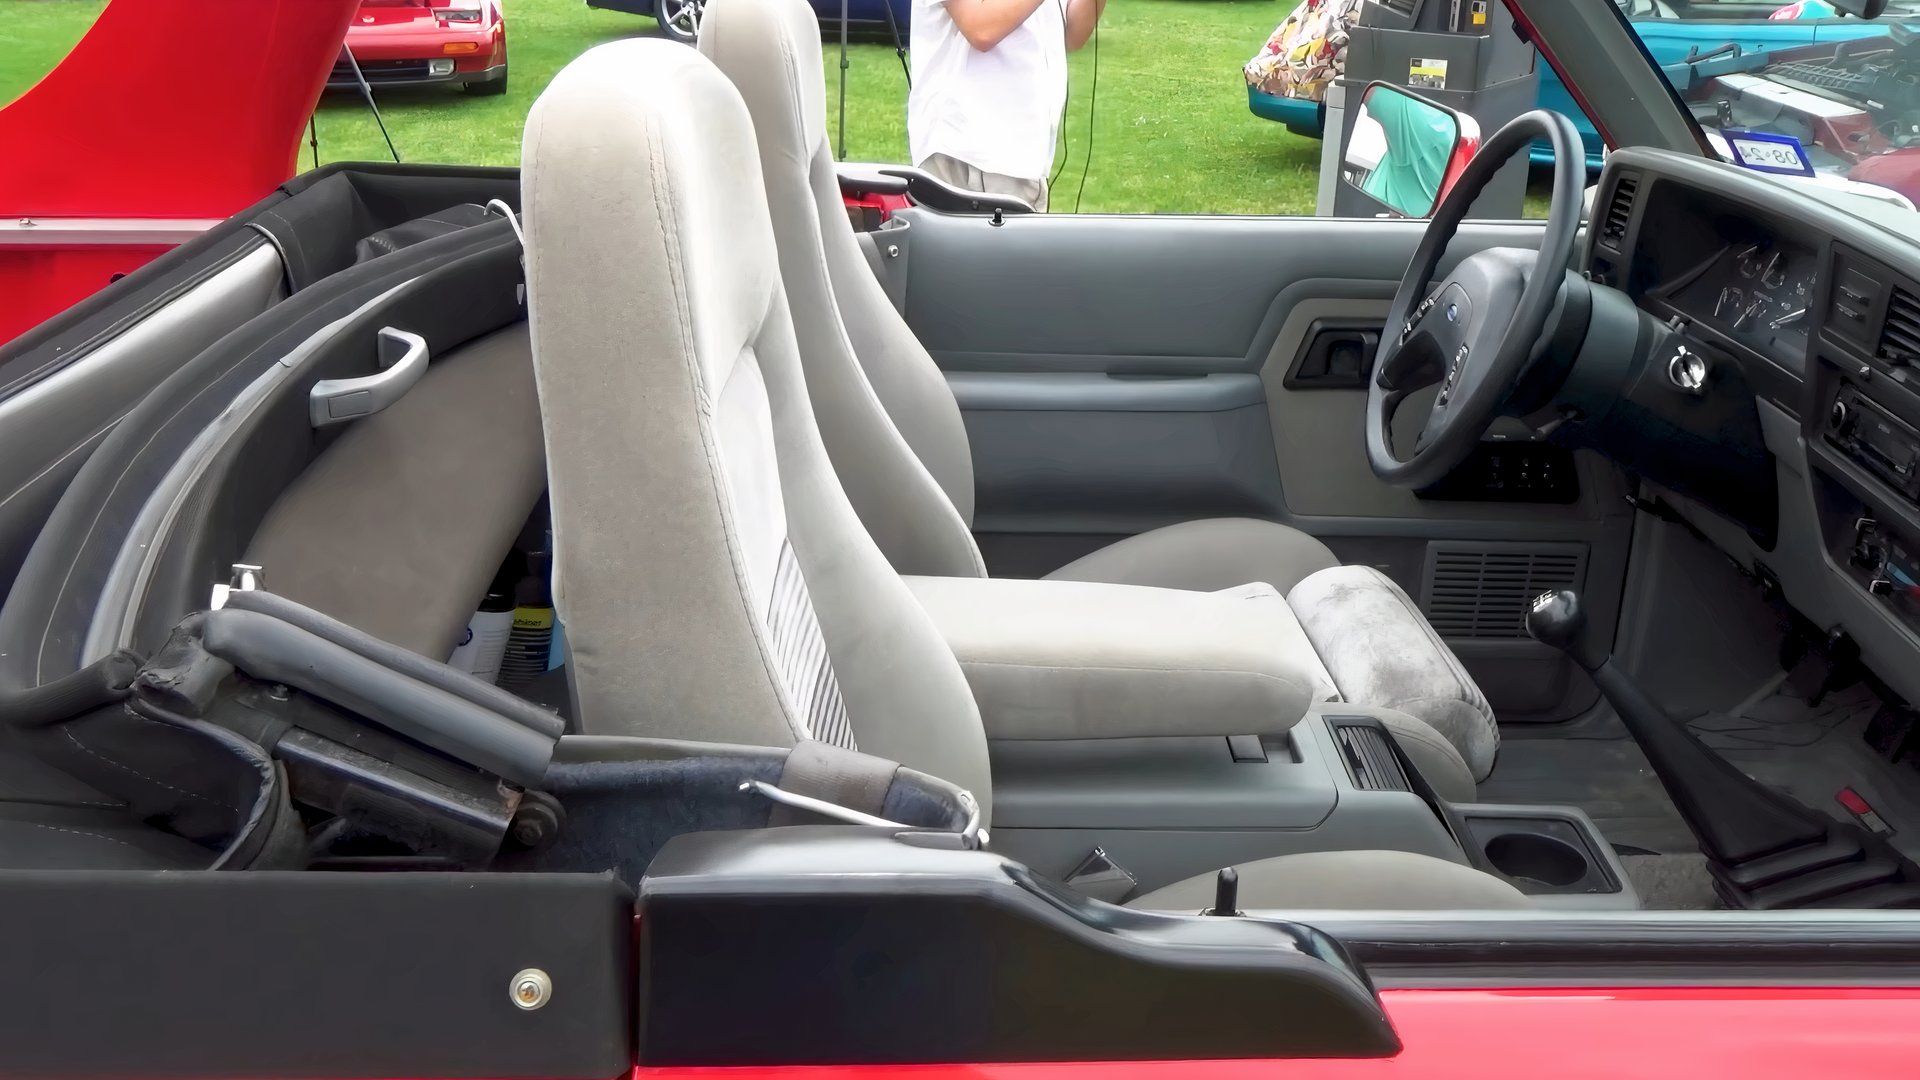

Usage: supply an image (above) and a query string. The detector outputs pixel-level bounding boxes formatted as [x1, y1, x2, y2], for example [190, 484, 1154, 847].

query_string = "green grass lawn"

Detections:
[1, 0, 1546, 215]
[1, 0, 1339, 214]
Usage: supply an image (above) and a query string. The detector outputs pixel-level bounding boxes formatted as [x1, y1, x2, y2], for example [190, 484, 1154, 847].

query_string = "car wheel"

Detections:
[470, 66, 509, 96]
[654, 0, 703, 43]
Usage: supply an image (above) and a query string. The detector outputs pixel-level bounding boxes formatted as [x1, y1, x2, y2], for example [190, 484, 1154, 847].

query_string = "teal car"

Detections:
[1249, 0, 1909, 169]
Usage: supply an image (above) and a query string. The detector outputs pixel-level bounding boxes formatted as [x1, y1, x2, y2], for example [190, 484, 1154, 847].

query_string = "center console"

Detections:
[988, 708, 1636, 910]
[903, 572, 1634, 909]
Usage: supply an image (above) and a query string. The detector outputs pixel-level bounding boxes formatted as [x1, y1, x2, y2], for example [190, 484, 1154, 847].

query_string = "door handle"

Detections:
[309, 326, 429, 428]
[1284, 319, 1381, 389]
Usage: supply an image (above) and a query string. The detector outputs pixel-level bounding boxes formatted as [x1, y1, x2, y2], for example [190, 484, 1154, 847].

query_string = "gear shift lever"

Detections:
[1527, 589, 1920, 908]
[1525, 590, 1599, 669]
[1525, 590, 1582, 652]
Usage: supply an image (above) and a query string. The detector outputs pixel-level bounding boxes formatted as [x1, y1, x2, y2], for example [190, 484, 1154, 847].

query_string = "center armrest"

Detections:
[904, 576, 1334, 741]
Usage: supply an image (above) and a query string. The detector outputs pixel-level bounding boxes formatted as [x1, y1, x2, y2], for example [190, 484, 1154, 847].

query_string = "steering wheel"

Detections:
[1365, 109, 1587, 489]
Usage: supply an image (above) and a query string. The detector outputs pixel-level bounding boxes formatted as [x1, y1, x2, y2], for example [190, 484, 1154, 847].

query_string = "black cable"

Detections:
[1071, 11, 1097, 213]
[308, 115, 320, 171]
[342, 46, 401, 163]
[881, 0, 910, 86]
[837, 0, 850, 160]
[1048, 0, 1073, 188]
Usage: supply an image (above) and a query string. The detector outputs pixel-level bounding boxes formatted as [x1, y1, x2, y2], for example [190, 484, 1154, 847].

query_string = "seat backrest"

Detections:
[700, 0, 985, 579]
[521, 39, 992, 811]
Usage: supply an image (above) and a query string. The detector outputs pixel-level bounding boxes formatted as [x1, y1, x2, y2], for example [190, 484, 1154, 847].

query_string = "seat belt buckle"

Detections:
[1064, 846, 1138, 904]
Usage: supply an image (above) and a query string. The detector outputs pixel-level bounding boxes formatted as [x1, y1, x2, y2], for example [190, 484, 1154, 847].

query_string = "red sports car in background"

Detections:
[331, 0, 508, 95]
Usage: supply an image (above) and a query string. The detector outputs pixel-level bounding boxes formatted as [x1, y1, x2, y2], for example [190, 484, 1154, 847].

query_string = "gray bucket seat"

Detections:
[695, 0, 1500, 783]
[519, 38, 1525, 910]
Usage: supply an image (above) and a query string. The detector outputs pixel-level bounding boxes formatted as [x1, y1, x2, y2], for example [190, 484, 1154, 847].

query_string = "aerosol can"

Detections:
[446, 584, 514, 684]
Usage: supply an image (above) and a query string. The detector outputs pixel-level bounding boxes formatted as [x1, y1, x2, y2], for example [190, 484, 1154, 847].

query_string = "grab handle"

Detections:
[309, 326, 428, 427]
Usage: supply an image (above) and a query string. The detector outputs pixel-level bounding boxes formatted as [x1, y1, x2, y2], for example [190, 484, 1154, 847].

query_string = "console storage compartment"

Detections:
[987, 712, 1470, 897]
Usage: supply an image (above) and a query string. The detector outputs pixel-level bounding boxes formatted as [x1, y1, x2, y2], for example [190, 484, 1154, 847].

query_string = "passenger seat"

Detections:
[518, 38, 1526, 911]
[696, 0, 1500, 785]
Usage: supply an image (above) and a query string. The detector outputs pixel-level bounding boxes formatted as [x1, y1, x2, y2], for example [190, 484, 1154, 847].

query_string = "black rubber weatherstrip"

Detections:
[198, 607, 555, 788]
[222, 590, 565, 741]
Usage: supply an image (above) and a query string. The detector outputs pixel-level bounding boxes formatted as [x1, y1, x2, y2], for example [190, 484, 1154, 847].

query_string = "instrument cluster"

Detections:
[1663, 237, 1816, 364]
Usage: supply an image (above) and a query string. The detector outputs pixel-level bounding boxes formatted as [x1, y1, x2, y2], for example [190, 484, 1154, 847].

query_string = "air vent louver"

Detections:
[1601, 176, 1638, 248]
[1333, 723, 1412, 792]
[1880, 284, 1920, 366]
[1423, 546, 1587, 639]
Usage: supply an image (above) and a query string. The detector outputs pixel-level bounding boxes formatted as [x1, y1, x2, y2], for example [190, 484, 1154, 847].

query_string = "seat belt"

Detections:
[766, 740, 900, 827]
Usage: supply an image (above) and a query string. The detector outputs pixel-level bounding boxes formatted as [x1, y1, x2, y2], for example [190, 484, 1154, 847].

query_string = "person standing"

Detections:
[908, 0, 1106, 212]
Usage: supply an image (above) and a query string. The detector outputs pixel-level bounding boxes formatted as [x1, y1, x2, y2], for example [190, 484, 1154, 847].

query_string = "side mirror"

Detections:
[1826, 0, 1889, 17]
[1341, 83, 1480, 218]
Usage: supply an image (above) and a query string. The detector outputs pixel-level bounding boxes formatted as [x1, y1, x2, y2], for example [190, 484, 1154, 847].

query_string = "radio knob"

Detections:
[1832, 398, 1855, 434]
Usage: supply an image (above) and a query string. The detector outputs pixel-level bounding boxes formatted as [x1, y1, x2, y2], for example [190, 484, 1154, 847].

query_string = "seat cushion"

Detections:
[247, 322, 546, 659]
[1045, 518, 1340, 595]
[1287, 565, 1499, 781]
[1128, 849, 1529, 912]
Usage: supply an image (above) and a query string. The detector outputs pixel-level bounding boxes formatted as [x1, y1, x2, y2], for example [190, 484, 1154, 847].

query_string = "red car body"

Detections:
[0, 0, 359, 346]
[331, 0, 508, 93]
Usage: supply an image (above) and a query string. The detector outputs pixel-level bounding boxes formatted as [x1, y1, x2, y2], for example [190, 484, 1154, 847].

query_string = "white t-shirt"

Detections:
[908, 0, 1066, 183]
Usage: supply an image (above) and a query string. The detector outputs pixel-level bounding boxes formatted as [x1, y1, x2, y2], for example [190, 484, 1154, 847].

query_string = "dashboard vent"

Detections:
[1423, 544, 1588, 639]
[1600, 175, 1638, 248]
[1332, 722, 1413, 793]
[1880, 284, 1920, 366]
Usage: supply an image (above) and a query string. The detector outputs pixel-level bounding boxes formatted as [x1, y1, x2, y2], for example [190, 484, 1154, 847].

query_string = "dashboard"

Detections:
[1587, 147, 1920, 717]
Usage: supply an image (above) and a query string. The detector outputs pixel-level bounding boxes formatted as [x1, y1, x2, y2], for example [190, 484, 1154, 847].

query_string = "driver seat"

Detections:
[520, 37, 1527, 911]
[698, 0, 1500, 782]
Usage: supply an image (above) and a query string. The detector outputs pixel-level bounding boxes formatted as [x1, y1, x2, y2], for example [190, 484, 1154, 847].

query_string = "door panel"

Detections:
[955, 372, 1284, 529]
[882, 209, 1634, 722]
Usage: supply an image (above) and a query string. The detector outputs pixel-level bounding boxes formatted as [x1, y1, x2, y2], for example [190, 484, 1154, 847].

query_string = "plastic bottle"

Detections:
[447, 586, 515, 684]
[498, 547, 555, 691]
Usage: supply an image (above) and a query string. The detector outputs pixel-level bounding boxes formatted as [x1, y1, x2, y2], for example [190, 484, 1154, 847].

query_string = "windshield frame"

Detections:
[1504, 0, 1714, 161]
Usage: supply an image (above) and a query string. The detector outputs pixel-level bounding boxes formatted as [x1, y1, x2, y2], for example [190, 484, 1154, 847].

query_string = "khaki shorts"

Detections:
[917, 153, 1049, 212]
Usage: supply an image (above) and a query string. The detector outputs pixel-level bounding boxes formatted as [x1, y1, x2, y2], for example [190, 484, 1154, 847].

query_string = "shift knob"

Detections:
[1525, 589, 1588, 656]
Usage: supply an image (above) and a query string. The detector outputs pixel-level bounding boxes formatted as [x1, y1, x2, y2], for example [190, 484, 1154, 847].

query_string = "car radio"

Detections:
[1828, 385, 1920, 502]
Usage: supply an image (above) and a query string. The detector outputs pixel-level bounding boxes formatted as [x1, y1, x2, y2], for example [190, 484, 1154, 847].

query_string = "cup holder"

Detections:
[1482, 832, 1589, 889]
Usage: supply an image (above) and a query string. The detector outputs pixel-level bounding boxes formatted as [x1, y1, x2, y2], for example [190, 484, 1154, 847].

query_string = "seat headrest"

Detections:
[522, 38, 780, 389]
[698, 0, 830, 165]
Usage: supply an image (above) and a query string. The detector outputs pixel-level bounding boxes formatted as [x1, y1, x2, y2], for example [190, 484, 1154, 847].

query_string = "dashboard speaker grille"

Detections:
[1880, 284, 1920, 366]
[1422, 543, 1588, 639]
[1601, 175, 1638, 248]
